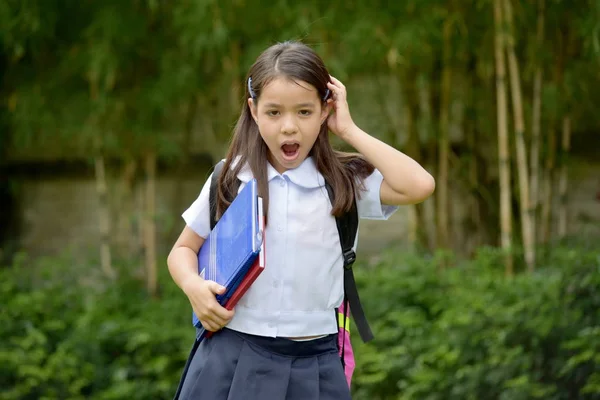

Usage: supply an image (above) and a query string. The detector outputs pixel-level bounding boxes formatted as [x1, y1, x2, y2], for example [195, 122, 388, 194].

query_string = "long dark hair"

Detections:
[217, 41, 374, 222]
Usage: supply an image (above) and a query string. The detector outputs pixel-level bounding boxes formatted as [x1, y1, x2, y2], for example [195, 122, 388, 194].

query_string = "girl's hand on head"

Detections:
[326, 75, 357, 140]
[182, 276, 235, 332]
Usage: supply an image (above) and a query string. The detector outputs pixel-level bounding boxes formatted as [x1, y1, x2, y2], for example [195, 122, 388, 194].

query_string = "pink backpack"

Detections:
[337, 302, 356, 387]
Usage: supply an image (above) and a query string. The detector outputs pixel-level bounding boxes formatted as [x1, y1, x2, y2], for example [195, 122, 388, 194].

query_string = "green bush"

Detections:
[0, 243, 598, 399]
[0, 253, 192, 400]
[351, 244, 600, 400]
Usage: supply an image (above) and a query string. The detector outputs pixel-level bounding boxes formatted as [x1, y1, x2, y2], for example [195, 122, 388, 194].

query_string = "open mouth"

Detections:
[281, 143, 300, 161]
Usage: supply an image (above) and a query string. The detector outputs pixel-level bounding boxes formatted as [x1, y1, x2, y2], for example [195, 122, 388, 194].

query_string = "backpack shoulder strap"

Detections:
[209, 161, 226, 231]
[208, 160, 241, 230]
[325, 182, 374, 343]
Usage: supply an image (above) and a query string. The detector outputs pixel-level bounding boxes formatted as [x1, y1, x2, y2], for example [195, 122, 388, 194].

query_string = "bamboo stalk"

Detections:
[530, 0, 545, 246]
[466, 107, 482, 254]
[403, 72, 426, 249]
[95, 155, 116, 280]
[541, 127, 556, 243]
[116, 159, 137, 257]
[503, 0, 535, 271]
[493, 0, 513, 275]
[418, 76, 438, 251]
[541, 27, 564, 244]
[144, 151, 158, 297]
[404, 102, 419, 247]
[437, 17, 452, 252]
[89, 76, 116, 280]
[557, 115, 571, 238]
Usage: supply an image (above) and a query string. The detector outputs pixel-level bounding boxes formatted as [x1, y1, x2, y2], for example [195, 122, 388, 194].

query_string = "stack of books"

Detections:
[192, 179, 265, 341]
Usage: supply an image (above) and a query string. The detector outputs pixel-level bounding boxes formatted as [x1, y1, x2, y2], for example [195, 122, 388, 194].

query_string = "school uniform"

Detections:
[175, 156, 398, 400]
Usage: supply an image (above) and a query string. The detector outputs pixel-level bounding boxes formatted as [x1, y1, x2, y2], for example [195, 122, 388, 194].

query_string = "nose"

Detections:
[280, 114, 298, 135]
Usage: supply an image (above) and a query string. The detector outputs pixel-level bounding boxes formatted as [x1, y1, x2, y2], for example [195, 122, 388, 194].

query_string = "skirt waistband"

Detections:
[221, 328, 338, 358]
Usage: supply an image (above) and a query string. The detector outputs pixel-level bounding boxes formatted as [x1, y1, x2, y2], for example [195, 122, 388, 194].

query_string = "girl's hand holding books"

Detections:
[183, 276, 235, 332]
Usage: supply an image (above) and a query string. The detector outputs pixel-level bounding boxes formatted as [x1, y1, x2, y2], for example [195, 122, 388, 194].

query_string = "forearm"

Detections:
[342, 125, 435, 197]
[167, 247, 202, 295]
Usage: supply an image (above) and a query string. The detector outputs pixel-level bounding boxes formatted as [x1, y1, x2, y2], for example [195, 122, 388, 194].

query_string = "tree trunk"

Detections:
[94, 155, 116, 279]
[406, 102, 426, 250]
[493, 0, 513, 275]
[418, 76, 437, 251]
[541, 27, 564, 244]
[144, 151, 158, 297]
[465, 107, 483, 255]
[530, 0, 545, 246]
[503, 0, 535, 271]
[436, 18, 452, 252]
[89, 75, 115, 279]
[116, 158, 137, 258]
[557, 115, 571, 238]
[169, 96, 197, 242]
[403, 72, 427, 250]
[404, 102, 419, 247]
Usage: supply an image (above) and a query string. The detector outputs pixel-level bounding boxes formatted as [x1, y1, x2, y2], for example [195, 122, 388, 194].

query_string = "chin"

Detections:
[289, 155, 309, 169]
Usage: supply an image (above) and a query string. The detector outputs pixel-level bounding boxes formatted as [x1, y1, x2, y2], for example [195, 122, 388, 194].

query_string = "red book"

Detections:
[206, 209, 265, 338]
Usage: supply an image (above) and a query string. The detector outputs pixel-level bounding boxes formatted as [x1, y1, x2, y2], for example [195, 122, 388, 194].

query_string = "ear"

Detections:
[248, 98, 258, 123]
[320, 101, 332, 125]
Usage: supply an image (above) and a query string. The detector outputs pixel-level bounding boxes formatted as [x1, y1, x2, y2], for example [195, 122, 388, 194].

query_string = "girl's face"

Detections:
[249, 77, 330, 174]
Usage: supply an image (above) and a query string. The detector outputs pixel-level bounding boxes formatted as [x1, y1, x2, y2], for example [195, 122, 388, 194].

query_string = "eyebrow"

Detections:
[263, 102, 316, 108]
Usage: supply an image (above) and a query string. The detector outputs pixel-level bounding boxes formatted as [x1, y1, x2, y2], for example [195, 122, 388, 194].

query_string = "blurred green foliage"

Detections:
[352, 243, 600, 400]
[1, 241, 598, 399]
[2, 0, 600, 162]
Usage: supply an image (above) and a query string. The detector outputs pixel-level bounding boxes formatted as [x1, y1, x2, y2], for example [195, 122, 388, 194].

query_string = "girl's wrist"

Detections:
[340, 124, 366, 147]
[181, 273, 204, 297]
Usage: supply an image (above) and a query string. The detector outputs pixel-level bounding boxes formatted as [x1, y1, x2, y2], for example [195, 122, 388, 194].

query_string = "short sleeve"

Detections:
[181, 172, 213, 238]
[356, 169, 399, 220]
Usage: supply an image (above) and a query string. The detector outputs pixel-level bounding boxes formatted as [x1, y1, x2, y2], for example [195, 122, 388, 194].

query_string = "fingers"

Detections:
[203, 280, 235, 320]
[327, 76, 346, 93]
[328, 75, 345, 88]
[206, 280, 227, 295]
[195, 294, 234, 322]
[200, 318, 221, 332]
[326, 81, 344, 94]
[208, 300, 235, 322]
[190, 279, 235, 331]
[327, 76, 347, 102]
[198, 303, 234, 331]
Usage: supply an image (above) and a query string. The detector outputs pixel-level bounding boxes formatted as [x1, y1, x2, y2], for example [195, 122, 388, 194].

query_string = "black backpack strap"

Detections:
[209, 160, 241, 230]
[209, 160, 226, 230]
[325, 182, 374, 343]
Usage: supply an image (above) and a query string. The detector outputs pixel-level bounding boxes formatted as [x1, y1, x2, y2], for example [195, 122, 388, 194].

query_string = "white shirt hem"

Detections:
[225, 306, 339, 338]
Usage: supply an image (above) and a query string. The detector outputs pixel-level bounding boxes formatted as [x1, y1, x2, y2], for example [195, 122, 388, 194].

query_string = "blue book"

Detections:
[192, 178, 264, 334]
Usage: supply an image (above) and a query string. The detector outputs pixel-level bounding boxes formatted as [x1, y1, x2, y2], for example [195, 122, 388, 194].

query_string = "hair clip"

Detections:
[323, 89, 330, 101]
[248, 77, 256, 99]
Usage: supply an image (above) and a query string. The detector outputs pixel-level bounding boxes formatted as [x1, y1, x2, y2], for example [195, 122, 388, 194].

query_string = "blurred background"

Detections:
[1, 0, 599, 399]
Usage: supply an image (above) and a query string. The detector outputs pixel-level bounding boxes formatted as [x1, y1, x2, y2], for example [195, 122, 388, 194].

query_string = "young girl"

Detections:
[167, 41, 435, 400]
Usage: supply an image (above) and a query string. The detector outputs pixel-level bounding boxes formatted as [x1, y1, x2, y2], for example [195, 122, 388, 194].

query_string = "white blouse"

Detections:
[182, 156, 398, 337]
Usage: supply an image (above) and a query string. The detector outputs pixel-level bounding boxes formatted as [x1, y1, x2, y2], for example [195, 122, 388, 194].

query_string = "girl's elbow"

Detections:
[415, 173, 436, 202]
[167, 249, 177, 272]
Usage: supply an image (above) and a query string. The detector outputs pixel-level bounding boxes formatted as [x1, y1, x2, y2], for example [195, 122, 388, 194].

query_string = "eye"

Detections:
[299, 109, 312, 116]
[266, 110, 280, 117]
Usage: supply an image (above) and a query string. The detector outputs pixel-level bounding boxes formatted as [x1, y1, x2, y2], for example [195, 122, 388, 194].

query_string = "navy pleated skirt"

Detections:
[173, 328, 351, 400]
